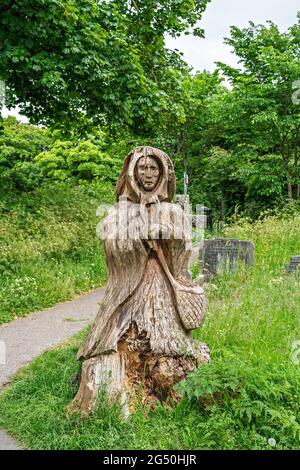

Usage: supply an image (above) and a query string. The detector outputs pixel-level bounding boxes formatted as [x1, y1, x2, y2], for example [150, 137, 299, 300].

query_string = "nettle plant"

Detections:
[177, 358, 300, 448]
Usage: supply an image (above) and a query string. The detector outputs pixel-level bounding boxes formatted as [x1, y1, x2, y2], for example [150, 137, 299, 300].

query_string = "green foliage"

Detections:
[0, 183, 112, 323]
[35, 139, 120, 183]
[215, 17, 300, 202]
[2, 12, 300, 219]
[188, 147, 246, 219]
[0, 117, 122, 189]
[0, 0, 210, 132]
[0, 116, 51, 191]
[178, 359, 300, 449]
[159, 16, 300, 220]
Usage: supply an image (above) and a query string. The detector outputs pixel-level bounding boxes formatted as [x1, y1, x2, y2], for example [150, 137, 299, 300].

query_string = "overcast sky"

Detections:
[2, 0, 299, 121]
[166, 0, 300, 72]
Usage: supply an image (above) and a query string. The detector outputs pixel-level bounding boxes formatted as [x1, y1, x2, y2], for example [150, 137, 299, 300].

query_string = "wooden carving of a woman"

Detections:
[72, 146, 209, 414]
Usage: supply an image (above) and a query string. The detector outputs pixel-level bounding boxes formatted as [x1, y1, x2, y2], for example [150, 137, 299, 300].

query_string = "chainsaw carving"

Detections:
[71, 146, 209, 414]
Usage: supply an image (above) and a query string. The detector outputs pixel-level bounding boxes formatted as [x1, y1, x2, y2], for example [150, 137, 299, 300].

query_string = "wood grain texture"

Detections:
[71, 147, 209, 414]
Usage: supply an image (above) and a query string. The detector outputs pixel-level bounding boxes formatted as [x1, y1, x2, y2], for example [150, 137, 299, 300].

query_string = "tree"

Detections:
[0, 0, 210, 133]
[145, 70, 224, 196]
[217, 16, 300, 200]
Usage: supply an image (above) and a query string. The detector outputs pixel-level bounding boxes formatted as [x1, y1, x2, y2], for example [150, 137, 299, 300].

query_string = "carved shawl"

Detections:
[77, 147, 193, 360]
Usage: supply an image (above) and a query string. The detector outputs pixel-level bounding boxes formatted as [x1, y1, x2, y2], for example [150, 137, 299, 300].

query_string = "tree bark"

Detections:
[288, 182, 293, 201]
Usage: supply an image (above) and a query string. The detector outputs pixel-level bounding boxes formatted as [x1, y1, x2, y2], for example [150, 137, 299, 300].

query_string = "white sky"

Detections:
[166, 0, 300, 72]
[2, 0, 299, 121]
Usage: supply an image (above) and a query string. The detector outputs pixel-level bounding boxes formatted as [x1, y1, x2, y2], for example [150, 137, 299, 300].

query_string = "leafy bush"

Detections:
[0, 117, 51, 191]
[177, 359, 300, 449]
[35, 139, 121, 183]
[0, 118, 123, 192]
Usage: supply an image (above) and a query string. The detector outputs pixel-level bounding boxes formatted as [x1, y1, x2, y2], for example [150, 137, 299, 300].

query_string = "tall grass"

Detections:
[0, 183, 113, 323]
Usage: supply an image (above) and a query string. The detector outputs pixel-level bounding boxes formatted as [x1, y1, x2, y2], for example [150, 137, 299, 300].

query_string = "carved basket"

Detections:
[174, 278, 207, 331]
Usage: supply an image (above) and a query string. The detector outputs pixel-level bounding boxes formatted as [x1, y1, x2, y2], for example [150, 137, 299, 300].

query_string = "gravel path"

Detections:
[0, 287, 104, 450]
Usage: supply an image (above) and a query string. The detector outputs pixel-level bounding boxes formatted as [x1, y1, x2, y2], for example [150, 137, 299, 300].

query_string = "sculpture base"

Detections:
[70, 324, 210, 416]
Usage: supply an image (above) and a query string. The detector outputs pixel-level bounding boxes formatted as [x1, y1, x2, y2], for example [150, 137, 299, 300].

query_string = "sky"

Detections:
[2, 0, 299, 121]
[165, 0, 300, 73]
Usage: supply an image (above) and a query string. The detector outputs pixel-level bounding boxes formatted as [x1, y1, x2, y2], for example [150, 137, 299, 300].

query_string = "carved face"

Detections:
[136, 156, 160, 191]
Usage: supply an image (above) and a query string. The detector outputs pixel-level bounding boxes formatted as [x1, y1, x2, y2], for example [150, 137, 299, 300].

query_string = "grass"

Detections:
[0, 182, 112, 324]
[198, 213, 300, 366]
[0, 212, 299, 449]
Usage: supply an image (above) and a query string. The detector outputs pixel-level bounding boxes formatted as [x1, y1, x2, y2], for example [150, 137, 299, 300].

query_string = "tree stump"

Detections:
[71, 146, 209, 415]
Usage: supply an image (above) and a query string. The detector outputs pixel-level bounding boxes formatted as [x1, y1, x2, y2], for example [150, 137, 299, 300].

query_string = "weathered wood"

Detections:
[71, 146, 209, 414]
